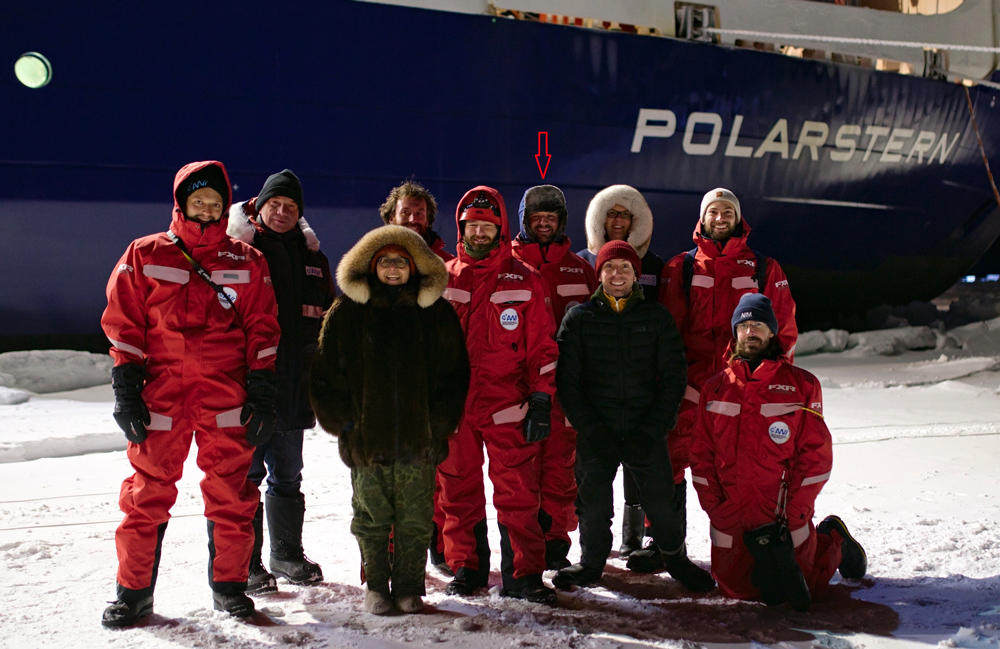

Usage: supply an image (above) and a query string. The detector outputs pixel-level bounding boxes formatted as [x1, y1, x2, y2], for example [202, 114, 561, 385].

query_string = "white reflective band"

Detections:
[143, 264, 190, 284]
[565, 417, 572, 427]
[302, 305, 324, 318]
[801, 471, 831, 487]
[638, 274, 657, 286]
[147, 411, 172, 431]
[788, 342, 797, 354]
[210, 269, 250, 284]
[490, 289, 532, 303]
[257, 346, 278, 360]
[691, 275, 714, 288]
[685, 385, 701, 403]
[706, 401, 741, 416]
[710, 526, 733, 548]
[691, 475, 709, 486]
[556, 283, 590, 297]
[108, 337, 144, 359]
[492, 403, 528, 425]
[540, 361, 557, 375]
[761, 402, 803, 417]
[791, 524, 811, 548]
[216, 407, 243, 428]
[442, 287, 471, 303]
[732, 276, 758, 290]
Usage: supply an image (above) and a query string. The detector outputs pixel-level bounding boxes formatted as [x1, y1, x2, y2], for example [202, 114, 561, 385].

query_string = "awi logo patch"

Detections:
[219, 287, 238, 309]
[768, 421, 790, 445]
[499, 308, 519, 331]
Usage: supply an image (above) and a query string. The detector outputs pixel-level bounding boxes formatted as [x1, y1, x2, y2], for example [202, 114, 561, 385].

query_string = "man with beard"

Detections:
[511, 185, 597, 571]
[380, 180, 454, 261]
[437, 186, 560, 604]
[552, 241, 714, 593]
[689, 293, 867, 611]
[630, 188, 798, 573]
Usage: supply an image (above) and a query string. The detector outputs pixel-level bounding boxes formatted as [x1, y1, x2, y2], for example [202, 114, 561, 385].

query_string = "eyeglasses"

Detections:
[736, 321, 768, 333]
[377, 256, 410, 269]
[606, 209, 632, 221]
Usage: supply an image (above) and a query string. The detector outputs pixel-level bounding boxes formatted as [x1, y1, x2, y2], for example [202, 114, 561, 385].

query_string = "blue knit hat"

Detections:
[731, 293, 778, 337]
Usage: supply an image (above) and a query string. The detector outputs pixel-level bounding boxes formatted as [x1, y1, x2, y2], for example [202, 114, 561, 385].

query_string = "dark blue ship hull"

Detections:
[3, 0, 1000, 338]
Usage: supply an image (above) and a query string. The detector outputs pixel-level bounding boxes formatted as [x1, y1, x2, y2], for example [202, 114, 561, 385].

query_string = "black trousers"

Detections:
[574, 433, 685, 569]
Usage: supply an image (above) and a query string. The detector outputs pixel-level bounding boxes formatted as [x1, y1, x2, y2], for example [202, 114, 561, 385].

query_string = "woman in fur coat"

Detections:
[310, 225, 470, 615]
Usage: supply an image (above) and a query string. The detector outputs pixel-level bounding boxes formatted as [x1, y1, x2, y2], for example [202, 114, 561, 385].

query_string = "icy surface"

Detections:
[1, 342, 999, 648]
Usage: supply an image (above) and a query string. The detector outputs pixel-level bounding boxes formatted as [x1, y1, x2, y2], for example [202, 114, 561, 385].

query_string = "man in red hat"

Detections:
[437, 185, 560, 604]
[552, 241, 714, 593]
[101, 161, 280, 626]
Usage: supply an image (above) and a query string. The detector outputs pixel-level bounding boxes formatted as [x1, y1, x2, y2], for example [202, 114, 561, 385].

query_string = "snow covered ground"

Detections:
[2, 318, 1000, 649]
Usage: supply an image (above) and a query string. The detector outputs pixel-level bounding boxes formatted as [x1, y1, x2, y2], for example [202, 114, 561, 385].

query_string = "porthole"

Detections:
[15, 52, 52, 89]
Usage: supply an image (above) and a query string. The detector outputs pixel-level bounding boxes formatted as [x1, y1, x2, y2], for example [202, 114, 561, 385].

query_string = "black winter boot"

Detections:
[552, 562, 603, 589]
[619, 504, 645, 558]
[445, 566, 489, 595]
[662, 546, 715, 592]
[744, 522, 811, 611]
[101, 586, 154, 628]
[265, 494, 323, 584]
[247, 501, 277, 595]
[545, 539, 572, 571]
[212, 591, 255, 618]
[501, 573, 557, 605]
[817, 515, 868, 580]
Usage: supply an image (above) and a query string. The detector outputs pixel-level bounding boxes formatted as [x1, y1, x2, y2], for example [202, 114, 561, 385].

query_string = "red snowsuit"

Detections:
[436, 186, 559, 583]
[102, 161, 280, 594]
[429, 232, 455, 262]
[659, 216, 797, 481]
[689, 353, 841, 601]
[511, 236, 597, 548]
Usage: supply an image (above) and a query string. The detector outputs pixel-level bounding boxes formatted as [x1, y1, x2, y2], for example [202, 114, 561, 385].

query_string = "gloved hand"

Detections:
[241, 370, 278, 447]
[523, 392, 551, 443]
[111, 364, 151, 444]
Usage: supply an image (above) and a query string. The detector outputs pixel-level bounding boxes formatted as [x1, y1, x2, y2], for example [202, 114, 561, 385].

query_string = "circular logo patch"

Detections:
[219, 287, 238, 309]
[768, 421, 790, 445]
[564, 300, 580, 315]
[499, 307, 519, 331]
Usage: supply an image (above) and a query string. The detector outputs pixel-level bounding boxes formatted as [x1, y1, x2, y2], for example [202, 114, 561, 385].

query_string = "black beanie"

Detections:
[176, 164, 230, 212]
[257, 169, 304, 216]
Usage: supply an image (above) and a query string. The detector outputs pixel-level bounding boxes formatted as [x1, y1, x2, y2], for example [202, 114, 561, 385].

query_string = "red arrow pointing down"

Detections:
[535, 132, 551, 179]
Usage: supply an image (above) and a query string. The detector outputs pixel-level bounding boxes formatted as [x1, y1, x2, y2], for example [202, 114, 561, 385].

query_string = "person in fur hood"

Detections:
[227, 169, 335, 595]
[577, 184, 667, 560]
[309, 225, 470, 615]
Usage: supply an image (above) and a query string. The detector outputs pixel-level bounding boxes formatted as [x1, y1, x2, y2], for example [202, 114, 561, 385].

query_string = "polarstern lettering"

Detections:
[631, 109, 961, 165]
[218, 251, 245, 261]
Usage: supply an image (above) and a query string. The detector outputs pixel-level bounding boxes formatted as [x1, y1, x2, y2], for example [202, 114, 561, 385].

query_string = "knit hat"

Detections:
[257, 169, 305, 216]
[595, 240, 641, 278]
[458, 189, 503, 227]
[370, 243, 415, 275]
[519, 185, 567, 242]
[731, 293, 779, 337]
[176, 163, 230, 213]
[700, 188, 741, 224]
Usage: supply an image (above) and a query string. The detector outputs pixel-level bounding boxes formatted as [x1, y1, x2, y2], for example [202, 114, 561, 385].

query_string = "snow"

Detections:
[2, 332, 1000, 649]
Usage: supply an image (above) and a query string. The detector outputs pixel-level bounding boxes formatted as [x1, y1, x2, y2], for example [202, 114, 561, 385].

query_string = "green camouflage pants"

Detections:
[351, 461, 437, 597]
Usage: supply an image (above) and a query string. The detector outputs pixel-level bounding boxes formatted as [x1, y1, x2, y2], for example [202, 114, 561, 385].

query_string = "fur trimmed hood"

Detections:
[337, 225, 448, 308]
[584, 184, 654, 258]
[226, 200, 320, 252]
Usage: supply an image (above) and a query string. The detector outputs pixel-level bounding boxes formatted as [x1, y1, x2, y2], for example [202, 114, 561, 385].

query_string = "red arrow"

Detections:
[535, 131, 551, 179]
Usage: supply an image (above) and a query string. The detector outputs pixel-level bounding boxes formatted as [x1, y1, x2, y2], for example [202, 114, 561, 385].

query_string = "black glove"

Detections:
[112, 364, 150, 444]
[241, 370, 278, 447]
[523, 392, 551, 443]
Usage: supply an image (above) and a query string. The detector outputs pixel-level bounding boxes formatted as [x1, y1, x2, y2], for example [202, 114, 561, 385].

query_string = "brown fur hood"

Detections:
[336, 225, 448, 308]
[584, 184, 655, 258]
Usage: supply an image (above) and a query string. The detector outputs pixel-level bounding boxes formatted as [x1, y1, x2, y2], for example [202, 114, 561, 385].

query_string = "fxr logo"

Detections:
[774, 280, 789, 288]
[218, 251, 245, 261]
[560, 267, 584, 274]
[117, 264, 133, 273]
[498, 273, 523, 281]
[737, 259, 755, 267]
[769, 384, 796, 392]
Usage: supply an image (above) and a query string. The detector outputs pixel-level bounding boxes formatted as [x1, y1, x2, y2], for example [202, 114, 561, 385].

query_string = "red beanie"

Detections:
[595, 240, 641, 278]
[370, 244, 415, 275]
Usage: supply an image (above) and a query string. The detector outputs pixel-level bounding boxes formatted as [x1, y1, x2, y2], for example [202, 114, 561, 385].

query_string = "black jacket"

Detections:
[556, 286, 686, 443]
[228, 205, 335, 431]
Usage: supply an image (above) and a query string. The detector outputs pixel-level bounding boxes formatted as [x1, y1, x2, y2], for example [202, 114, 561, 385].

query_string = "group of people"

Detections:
[100, 160, 867, 628]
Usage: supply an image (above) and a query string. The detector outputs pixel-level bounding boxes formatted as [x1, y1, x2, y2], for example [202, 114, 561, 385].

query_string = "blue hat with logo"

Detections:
[731, 293, 778, 337]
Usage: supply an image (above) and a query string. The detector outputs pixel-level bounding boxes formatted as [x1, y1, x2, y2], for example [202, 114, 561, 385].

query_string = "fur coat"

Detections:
[310, 225, 470, 467]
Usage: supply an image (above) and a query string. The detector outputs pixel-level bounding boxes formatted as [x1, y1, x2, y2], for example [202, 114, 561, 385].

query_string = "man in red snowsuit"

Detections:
[689, 293, 866, 610]
[633, 188, 798, 572]
[511, 184, 597, 571]
[100, 161, 280, 626]
[437, 185, 560, 604]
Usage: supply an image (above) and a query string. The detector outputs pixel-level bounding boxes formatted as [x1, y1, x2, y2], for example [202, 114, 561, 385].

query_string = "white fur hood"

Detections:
[226, 201, 321, 252]
[584, 185, 654, 258]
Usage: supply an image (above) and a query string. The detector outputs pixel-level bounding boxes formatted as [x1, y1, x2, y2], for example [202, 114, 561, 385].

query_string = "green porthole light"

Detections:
[15, 52, 52, 89]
